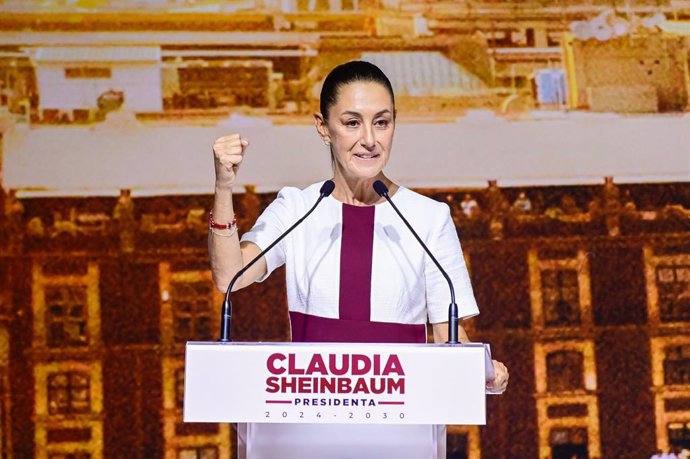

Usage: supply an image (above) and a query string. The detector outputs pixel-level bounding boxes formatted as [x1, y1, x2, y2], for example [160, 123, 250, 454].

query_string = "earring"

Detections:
[324, 140, 331, 146]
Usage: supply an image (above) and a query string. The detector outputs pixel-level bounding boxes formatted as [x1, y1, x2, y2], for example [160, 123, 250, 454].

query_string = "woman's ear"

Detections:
[313, 112, 331, 144]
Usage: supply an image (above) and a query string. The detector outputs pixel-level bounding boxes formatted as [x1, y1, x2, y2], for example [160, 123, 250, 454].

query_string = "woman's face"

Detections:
[315, 81, 395, 183]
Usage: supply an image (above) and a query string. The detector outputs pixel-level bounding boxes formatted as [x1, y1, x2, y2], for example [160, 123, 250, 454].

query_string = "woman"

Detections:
[209, 61, 508, 393]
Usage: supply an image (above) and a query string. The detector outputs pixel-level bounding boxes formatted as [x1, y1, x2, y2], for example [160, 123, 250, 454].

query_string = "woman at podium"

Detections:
[208, 61, 508, 394]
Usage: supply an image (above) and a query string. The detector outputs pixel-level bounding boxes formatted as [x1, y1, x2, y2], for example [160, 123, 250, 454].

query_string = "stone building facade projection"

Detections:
[1, 180, 689, 458]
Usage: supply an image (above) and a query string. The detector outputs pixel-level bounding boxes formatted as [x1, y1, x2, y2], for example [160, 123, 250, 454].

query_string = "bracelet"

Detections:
[210, 226, 238, 237]
[209, 208, 237, 230]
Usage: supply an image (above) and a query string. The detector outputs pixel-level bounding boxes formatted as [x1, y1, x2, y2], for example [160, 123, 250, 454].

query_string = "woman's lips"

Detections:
[354, 153, 380, 160]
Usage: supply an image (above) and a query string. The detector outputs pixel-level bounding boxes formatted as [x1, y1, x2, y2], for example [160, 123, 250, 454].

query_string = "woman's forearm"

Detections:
[208, 186, 244, 292]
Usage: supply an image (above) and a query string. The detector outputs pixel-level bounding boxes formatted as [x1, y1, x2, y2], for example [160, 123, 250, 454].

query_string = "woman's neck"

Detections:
[330, 174, 398, 206]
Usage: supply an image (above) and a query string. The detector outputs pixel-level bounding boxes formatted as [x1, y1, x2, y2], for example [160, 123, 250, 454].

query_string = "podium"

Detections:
[184, 342, 492, 459]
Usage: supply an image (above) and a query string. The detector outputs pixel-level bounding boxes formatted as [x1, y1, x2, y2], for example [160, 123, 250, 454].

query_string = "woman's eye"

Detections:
[375, 120, 389, 127]
[345, 120, 359, 127]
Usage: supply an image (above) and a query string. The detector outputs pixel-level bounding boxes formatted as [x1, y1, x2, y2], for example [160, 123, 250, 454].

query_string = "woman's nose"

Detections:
[361, 124, 375, 148]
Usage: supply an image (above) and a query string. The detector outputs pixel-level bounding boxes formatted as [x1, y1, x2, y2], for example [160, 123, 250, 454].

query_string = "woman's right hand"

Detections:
[213, 134, 249, 190]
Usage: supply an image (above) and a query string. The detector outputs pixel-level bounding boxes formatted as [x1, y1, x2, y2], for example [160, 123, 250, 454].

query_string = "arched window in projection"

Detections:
[158, 263, 220, 345]
[547, 350, 585, 393]
[47, 371, 91, 415]
[170, 280, 215, 343]
[542, 269, 581, 327]
[44, 285, 89, 347]
[664, 344, 690, 386]
[32, 261, 101, 349]
[644, 247, 690, 326]
[656, 264, 690, 323]
[528, 248, 593, 331]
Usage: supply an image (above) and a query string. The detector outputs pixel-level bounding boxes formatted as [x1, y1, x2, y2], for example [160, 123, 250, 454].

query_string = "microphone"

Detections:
[219, 180, 335, 342]
[373, 180, 460, 344]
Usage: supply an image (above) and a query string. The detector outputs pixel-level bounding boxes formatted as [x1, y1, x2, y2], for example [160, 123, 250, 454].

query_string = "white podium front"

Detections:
[184, 342, 490, 459]
[236, 423, 447, 459]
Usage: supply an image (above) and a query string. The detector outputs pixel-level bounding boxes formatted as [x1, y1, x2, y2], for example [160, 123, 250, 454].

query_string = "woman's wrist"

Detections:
[213, 183, 235, 216]
[208, 207, 238, 238]
[215, 182, 235, 194]
[210, 206, 234, 223]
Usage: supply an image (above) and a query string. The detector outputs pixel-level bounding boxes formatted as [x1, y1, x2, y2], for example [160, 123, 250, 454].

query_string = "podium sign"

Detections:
[184, 342, 487, 425]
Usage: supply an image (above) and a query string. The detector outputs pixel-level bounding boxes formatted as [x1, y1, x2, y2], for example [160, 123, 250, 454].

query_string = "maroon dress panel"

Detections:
[290, 204, 426, 344]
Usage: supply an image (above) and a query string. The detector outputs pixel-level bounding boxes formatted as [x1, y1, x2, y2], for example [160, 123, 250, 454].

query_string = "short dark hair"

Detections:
[319, 61, 395, 120]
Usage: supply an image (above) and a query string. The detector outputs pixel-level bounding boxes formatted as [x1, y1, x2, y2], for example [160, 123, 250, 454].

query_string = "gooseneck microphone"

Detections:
[219, 180, 336, 342]
[373, 180, 460, 344]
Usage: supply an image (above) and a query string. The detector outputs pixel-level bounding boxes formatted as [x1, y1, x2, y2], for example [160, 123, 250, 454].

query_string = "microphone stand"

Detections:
[219, 180, 335, 342]
[374, 181, 459, 344]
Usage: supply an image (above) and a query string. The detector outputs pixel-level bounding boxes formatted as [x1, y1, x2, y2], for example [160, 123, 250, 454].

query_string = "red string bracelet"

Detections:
[209, 209, 237, 230]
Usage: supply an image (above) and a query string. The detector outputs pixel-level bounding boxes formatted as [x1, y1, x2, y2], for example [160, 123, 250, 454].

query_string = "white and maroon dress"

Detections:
[240, 181, 479, 343]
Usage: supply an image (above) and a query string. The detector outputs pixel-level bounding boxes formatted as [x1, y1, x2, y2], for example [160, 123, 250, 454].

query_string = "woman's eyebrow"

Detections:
[340, 109, 392, 118]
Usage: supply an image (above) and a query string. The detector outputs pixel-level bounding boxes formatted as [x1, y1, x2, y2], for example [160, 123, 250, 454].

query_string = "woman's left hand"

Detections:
[487, 360, 509, 394]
